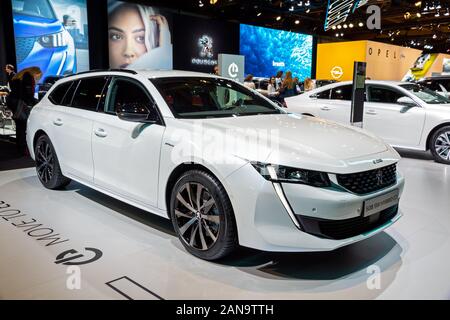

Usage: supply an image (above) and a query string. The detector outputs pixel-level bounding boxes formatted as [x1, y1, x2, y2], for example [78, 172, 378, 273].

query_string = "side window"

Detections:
[71, 77, 108, 111]
[331, 85, 353, 100]
[437, 80, 450, 91]
[48, 82, 72, 105]
[107, 78, 157, 117]
[314, 89, 331, 99]
[368, 86, 405, 104]
[61, 81, 78, 107]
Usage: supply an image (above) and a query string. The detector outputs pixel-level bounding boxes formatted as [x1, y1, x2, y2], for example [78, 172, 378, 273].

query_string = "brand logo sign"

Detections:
[272, 60, 285, 67]
[331, 66, 344, 79]
[228, 63, 239, 78]
[55, 248, 103, 266]
[192, 35, 217, 66]
[376, 170, 384, 186]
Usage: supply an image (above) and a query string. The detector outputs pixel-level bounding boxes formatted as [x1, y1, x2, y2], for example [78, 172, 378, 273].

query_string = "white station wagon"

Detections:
[27, 70, 405, 260]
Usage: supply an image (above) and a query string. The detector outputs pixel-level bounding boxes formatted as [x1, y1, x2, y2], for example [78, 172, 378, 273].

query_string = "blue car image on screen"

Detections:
[12, 0, 76, 79]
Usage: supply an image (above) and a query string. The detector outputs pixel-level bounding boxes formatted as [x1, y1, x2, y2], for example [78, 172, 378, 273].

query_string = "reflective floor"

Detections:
[0, 149, 449, 299]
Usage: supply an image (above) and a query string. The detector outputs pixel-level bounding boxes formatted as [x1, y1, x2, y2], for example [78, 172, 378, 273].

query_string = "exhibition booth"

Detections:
[0, 0, 450, 302]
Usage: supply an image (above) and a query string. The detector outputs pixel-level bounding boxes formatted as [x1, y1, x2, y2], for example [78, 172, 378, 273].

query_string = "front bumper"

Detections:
[224, 162, 405, 252]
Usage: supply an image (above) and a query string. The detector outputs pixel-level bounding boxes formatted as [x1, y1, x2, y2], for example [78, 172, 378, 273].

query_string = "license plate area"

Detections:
[364, 189, 399, 217]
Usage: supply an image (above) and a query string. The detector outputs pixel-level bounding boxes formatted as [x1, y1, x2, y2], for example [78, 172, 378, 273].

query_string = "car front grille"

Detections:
[297, 205, 398, 240]
[16, 37, 37, 64]
[336, 164, 397, 195]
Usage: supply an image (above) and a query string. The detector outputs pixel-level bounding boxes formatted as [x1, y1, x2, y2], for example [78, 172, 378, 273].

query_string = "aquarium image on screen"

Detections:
[108, 0, 173, 70]
[240, 24, 313, 79]
[11, 0, 90, 81]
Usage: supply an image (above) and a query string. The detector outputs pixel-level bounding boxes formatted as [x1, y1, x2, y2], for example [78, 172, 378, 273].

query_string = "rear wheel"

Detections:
[430, 126, 450, 164]
[170, 170, 237, 260]
[35, 135, 71, 189]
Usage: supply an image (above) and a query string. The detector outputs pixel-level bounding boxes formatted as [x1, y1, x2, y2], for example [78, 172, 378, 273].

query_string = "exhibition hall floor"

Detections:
[0, 150, 449, 300]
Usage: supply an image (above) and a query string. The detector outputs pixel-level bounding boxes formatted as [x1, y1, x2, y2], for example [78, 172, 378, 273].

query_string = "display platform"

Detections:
[0, 150, 449, 299]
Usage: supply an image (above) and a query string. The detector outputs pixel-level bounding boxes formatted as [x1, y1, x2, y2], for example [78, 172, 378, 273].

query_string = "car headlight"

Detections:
[251, 162, 330, 187]
[39, 31, 67, 48]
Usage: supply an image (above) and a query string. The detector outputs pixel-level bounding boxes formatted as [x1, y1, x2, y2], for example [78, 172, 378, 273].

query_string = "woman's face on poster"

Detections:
[108, 5, 147, 68]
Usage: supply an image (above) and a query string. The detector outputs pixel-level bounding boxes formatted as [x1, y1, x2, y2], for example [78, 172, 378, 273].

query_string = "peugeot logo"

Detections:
[376, 170, 384, 186]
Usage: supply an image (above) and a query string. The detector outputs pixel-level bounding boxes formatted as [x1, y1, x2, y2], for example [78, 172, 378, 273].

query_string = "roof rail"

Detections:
[63, 68, 138, 78]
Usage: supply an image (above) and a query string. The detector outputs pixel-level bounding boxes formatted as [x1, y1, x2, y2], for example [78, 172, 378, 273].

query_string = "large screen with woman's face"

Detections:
[107, 0, 173, 70]
[11, 0, 90, 81]
[240, 24, 313, 80]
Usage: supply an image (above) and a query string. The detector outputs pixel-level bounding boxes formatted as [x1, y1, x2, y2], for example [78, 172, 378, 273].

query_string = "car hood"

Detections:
[171, 114, 398, 174]
[13, 14, 62, 37]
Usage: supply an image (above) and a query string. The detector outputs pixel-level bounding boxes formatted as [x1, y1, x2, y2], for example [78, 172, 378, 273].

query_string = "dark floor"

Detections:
[0, 136, 34, 171]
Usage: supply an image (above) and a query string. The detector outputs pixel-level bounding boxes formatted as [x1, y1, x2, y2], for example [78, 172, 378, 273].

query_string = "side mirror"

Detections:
[397, 96, 417, 107]
[116, 104, 159, 123]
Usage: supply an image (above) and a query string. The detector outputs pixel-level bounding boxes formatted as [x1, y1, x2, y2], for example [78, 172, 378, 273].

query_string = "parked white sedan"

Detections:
[286, 81, 450, 164]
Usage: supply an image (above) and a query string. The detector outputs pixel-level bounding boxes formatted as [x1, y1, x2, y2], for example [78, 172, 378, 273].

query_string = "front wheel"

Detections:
[430, 126, 450, 164]
[170, 170, 238, 260]
[34, 135, 71, 189]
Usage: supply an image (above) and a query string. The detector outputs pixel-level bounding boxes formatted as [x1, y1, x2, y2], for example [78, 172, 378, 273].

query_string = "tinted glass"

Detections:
[331, 85, 353, 100]
[48, 82, 72, 105]
[72, 77, 108, 111]
[107, 79, 154, 114]
[368, 86, 405, 104]
[315, 89, 331, 99]
[152, 77, 283, 118]
[61, 81, 78, 107]
[12, 0, 55, 19]
[400, 84, 450, 104]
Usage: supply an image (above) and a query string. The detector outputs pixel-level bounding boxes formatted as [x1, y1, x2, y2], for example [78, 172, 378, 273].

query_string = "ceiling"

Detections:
[145, 0, 450, 53]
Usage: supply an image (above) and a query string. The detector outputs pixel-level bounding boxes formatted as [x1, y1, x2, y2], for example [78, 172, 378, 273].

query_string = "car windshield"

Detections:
[400, 83, 450, 104]
[151, 77, 284, 118]
[12, 0, 56, 20]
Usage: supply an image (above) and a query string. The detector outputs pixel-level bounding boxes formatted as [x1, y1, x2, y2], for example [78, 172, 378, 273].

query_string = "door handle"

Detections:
[94, 128, 108, 138]
[53, 118, 63, 126]
[366, 110, 377, 115]
[321, 106, 331, 111]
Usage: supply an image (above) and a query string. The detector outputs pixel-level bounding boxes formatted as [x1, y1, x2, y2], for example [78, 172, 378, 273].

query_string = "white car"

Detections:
[285, 80, 450, 164]
[27, 70, 405, 260]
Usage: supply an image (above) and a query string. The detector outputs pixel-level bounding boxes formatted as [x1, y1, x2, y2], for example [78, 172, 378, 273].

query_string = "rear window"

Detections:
[71, 77, 108, 111]
[48, 82, 72, 105]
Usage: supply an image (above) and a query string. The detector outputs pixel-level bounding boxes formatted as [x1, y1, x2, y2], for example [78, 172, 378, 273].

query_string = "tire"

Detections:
[34, 134, 71, 189]
[169, 170, 238, 260]
[430, 126, 450, 164]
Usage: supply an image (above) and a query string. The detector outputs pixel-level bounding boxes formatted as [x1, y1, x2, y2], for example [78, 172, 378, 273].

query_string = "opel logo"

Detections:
[331, 66, 344, 79]
[376, 170, 384, 186]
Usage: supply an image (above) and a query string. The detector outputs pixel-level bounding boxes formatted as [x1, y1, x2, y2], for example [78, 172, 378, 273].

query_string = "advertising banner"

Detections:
[172, 15, 239, 73]
[240, 24, 313, 80]
[11, 0, 90, 80]
[107, 0, 173, 70]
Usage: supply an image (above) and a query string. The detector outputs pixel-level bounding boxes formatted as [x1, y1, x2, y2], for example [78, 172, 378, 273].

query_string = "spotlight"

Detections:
[415, 1, 422, 6]
[295, 20, 300, 24]
[257, 12, 262, 16]
[341, 33, 344, 36]
[435, 11, 440, 17]
[433, 34, 437, 39]
[417, 12, 421, 17]
[289, 5, 294, 11]
[343, 24, 348, 28]
[358, 22, 364, 27]
[276, 16, 281, 21]
[210, 0, 218, 4]
[337, 25, 342, 29]
[335, 33, 339, 37]
[305, 0, 310, 6]
[198, 0, 204, 7]
[332, 25, 336, 30]
[445, 9, 450, 16]
[349, 23, 354, 28]
[306, 8, 310, 13]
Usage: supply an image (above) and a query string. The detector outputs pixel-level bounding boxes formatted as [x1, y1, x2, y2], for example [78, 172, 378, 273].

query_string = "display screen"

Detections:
[240, 24, 313, 79]
[172, 15, 239, 73]
[107, 0, 173, 70]
[11, 0, 90, 81]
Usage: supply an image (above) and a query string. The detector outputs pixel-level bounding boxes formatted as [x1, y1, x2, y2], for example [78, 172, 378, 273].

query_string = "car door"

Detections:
[91, 77, 165, 207]
[51, 77, 108, 182]
[364, 85, 426, 147]
[316, 85, 353, 124]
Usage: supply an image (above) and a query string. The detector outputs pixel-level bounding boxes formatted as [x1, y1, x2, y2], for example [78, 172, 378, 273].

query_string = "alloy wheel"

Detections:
[35, 140, 54, 183]
[174, 182, 220, 251]
[435, 131, 450, 161]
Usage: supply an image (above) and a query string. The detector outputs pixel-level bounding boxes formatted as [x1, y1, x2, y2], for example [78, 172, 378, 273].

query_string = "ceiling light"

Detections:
[198, 1, 204, 7]
[417, 12, 422, 17]
[335, 33, 339, 37]
[210, 0, 218, 4]
[358, 22, 364, 27]
[305, 0, 310, 6]
[445, 9, 450, 16]
[337, 25, 342, 29]
[295, 20, 300, 24]
[341, 33, 344, 36]
[436, 4, 442, 9]
[306, 8, 310, 13]
[276, 16, 281, 21]
[332, 25, 336, 30]
[415, 1, 422, 7]
[435, 11, 440, 17]
[433, 34, 437, 39]
[297, 1, 303, 6]
[343, 24, 348, 28]
[289, 5, 294, 11]
[349, 23, 354, 28]
[257, 12, 262, 16]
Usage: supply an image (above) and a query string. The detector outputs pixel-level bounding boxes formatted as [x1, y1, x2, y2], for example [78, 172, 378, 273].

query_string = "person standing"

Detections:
[280, 71, 296, 98]
[6, 67, 42, 155]
[275, 70, 283, 90]
[243, 74, 256, 89]
[304, 77, 316, 92]
[4, 64, 16, 87]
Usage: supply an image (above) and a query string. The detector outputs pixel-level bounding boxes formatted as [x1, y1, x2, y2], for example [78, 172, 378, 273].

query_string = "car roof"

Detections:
[310, 80, 408, 92]
[64, 69, 222, 80]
